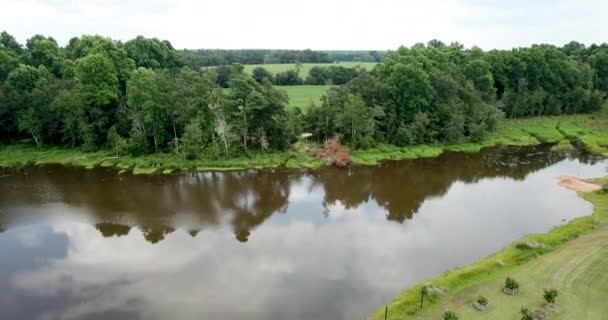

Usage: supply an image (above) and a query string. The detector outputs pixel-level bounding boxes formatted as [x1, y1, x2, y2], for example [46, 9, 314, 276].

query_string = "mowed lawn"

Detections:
[242, 62, 377, 77]
[277, 85, 330, 110]
[408, 187, 608, 320]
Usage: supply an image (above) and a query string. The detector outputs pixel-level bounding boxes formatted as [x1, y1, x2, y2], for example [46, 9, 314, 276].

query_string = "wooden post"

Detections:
[420, 288, 425, 308]
[384, 305, 388, 320]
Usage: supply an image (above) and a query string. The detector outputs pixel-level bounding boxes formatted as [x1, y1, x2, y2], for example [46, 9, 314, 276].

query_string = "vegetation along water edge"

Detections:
[369, 176, 608, 320]
[1, 113, 606, 174]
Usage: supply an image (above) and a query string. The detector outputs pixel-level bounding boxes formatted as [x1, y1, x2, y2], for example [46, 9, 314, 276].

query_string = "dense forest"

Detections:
[1, 31, 607, 160]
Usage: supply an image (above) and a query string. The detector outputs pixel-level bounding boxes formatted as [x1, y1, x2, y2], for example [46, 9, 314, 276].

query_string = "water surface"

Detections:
[0, 145, 605, 320]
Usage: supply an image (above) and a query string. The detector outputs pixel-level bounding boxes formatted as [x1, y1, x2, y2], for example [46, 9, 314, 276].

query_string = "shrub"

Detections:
[476, 295, 489, 306]
[505, 277, 520, 290]
[311, 136, 351, 167]
[543, 288, 558, 304]
[442, 310, 459, 320]
[520, 307, 533, 320]
[600, 183, 608, 194]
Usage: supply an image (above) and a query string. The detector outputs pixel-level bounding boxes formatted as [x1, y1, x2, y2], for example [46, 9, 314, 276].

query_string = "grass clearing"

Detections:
[241, 62, 377, 77]
[277, 85, 330, 110]
[370, 177, 608, 320]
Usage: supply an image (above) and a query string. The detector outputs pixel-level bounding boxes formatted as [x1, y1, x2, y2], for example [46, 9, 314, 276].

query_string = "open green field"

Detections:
[369, 177, 608, 320]
[277, 85, 330, 110]
[242, 62, 377, 77]
[1, 113, 607, 174]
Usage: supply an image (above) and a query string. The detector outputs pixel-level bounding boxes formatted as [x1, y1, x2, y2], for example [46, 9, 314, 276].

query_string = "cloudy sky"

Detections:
[1, 0, 607, 50]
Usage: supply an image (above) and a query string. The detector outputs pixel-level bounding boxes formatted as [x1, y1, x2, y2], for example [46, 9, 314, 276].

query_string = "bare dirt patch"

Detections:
[557, 176, 602, 193]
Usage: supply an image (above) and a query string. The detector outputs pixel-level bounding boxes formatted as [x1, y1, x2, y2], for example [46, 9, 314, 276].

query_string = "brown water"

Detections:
[0, 145, 606, 320]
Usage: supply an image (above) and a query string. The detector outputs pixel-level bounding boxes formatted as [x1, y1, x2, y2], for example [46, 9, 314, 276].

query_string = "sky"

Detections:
[1, 0, 607, 50]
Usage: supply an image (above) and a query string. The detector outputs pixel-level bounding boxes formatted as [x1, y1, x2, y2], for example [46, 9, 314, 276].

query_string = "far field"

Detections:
[277, 85, 330, 110]
[242, 61, 377, 76]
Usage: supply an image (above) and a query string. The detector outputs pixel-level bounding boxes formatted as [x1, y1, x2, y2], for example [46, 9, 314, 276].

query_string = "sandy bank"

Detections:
[557, 175, 602, 192]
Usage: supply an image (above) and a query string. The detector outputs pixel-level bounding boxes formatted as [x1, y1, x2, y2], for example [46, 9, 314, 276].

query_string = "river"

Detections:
[0, 145, 606, 320]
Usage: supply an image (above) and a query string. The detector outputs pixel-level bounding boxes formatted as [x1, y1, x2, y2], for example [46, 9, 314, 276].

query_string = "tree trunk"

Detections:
[351, 117, 355, 146]
[31, 131, 41, 149]
[242, 110, 248, 154]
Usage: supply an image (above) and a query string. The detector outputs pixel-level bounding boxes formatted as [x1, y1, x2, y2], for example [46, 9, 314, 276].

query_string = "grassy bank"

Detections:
[1, 114, 607, 174]
[352, 114, 608, 165]
[370, 177, 608, 320]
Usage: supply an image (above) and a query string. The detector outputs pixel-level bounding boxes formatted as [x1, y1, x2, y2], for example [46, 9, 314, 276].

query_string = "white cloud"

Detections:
[1, 0, 607, 50]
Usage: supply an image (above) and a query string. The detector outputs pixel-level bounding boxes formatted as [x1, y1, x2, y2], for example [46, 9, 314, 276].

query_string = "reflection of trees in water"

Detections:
[0, 167, 293, 243]
[95, 223, 131, 238]
[310, 145, 570, 222]
[0, 145, 592, 242]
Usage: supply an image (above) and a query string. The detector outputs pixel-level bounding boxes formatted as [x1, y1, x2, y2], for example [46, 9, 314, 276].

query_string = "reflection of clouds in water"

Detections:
[10, 206, 443, 320]
[2, 156, 606, 320]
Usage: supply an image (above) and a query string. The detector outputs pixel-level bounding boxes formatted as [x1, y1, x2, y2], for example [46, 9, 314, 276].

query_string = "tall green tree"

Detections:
[74, 53, 120, 147]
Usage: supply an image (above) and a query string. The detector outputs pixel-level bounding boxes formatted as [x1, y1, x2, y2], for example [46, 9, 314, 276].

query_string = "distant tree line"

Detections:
[1, 32, 607, 160]
[179, 49, 385, 68]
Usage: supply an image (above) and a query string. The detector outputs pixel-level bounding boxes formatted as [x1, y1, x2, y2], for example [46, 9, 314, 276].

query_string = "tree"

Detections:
[336, 93, 384, 148]
[0, 31, 23, 54]
[6, 64, 45, 91]
[24, 35, 68, 77]
[127, 67, 165, 152]
[252, 67, 273, 83]
[66, 35, 135, 87]
[124, 36, 181, 69]
[181, 120, 203, 159]
[107, 125, 128, 156]
[274, 69, 303, 85]
[7, 65, 58, 147]
[227, 68, 258, 153]
[0, 49, 20, 81]
[74, 53, 120, 147]
[520, 307, 533, 320]
[17, 103, 44, 148]
[306, 66, 328, 85]
[543, 289, 558, 304]
[505, 277, 519, 290]
[442, 310, 459, 320]
[214, 65, 232, 88]
[52, 88, 90, 146]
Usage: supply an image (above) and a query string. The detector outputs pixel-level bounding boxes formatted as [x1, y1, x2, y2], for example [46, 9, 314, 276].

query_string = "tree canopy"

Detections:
[1, 32, 606, 162]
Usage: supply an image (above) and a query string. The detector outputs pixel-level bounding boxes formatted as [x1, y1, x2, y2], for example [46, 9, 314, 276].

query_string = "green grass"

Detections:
[277, 85, 330, 110]
[241, 62, 377, 77]
[370, 177, 608, 320]
[0, 144, 324, 174]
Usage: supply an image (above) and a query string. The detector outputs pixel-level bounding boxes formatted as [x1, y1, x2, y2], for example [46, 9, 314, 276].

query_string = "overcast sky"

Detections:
[1, 0, 607, 50]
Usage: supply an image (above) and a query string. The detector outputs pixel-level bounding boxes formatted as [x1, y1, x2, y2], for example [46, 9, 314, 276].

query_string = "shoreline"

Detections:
[1, 115, 606, 175]
[369, 176, 607, 319]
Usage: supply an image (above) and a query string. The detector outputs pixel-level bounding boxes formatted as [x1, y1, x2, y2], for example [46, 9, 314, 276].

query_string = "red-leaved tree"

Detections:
[311, 137, 352, 167]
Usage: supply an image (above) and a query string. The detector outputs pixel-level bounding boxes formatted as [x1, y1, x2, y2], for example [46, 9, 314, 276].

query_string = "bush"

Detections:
[311, 136, 352, 167]
[505, 277, 520, 290]
[476, 295, 489, 306]
[274, 69, 303, 85]
[543, 288, 558, 304]
[252, 67, 273, 83]
[520, 307, 533, 320]
[442, 310, 459, 320]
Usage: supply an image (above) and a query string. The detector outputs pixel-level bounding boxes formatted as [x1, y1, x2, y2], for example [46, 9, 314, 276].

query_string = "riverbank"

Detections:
[370, 176, 608, 320]
[0, 114, 607, 174]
